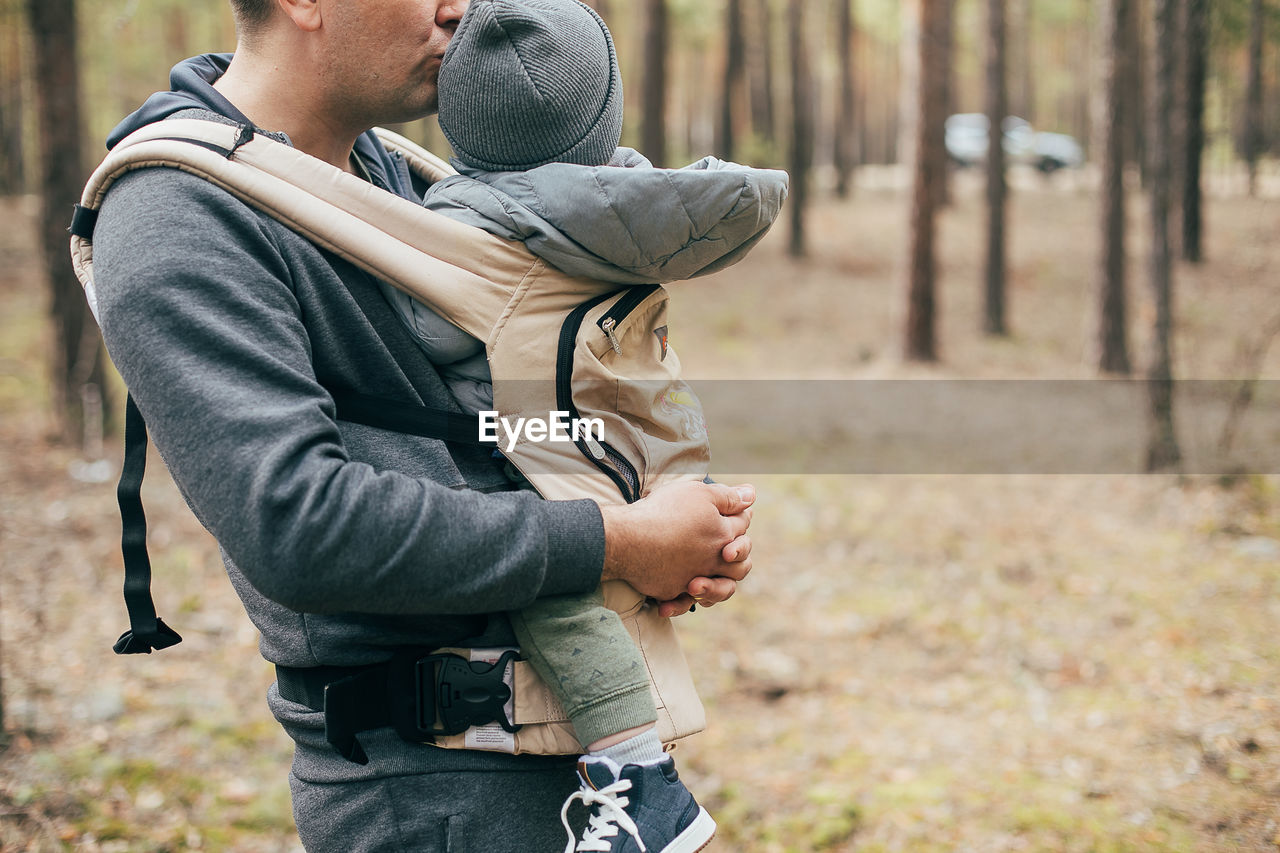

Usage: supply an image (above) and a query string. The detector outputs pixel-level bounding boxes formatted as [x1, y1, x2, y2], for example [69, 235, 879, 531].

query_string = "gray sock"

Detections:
[589, 727, 665, 768]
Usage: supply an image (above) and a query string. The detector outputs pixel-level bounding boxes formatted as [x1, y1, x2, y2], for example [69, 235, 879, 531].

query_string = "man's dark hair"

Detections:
[229, 0, 274, 36]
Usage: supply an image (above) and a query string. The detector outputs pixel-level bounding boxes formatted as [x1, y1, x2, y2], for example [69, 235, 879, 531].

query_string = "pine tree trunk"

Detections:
[1245, 0, 1264, 197]
[1180, 0, 1206, 262]
[834, 0, 856, 197]
[935, 0, 955, 207]
[984, 0, 1008, 336]
[27, 0, 108, 443]
[0, 11, 25, 195]
[1009, 0, 1034, 121]
[1124, 0, 1147, 182]
[787, 0, 812, 257]
[747, 0, 776, 146]
[640, 0, 668, 166]
[1146, 0, 1181, 471]
[905, 0, 945, 361]
[718, 0, 747, 160]
[1099, 0, 1132, 374]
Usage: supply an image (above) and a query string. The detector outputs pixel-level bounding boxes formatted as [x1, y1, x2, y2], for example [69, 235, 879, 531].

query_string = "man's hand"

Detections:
[599, 480, 755, 617]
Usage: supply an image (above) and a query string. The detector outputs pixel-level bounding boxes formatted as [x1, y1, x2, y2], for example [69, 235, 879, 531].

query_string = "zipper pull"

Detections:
[601, 318, 622, 355]
[585, 438, 607, 461]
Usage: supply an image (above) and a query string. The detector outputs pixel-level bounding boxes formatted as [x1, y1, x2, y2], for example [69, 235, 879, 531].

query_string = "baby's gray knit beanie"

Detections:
[437, 0, 623, 171]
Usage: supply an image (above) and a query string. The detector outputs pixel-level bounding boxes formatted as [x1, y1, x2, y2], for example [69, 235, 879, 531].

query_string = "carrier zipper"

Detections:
[557, 291, 644, 502]
[595, 285, 661, 356]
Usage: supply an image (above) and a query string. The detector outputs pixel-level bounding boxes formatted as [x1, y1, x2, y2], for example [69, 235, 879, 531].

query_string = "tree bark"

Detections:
[718, 0, 747, 160]
[935, 0, 955, 208]
[1123, 0, 1147, 182]
[640, 0, 668, 166]
[1009, 0, 1034, 121]
[787, 0, 812, 257]
[1145, 0, 1181, 471]
[1098, 0, 1132, 374]
[1180, 0, 1207, 262]
[834, 0, 856, 197]
[27, 0, 108, 443]
[748, 0, 776, 146]
[905, 0, 945, 361]
[0, 10, 25, 195]
[1245, 0, 1264, 197]
[984, 0, 1009, 336]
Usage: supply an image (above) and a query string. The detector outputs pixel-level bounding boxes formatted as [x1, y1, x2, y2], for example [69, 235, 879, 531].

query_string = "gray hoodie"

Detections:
[378, 148, 789, 412]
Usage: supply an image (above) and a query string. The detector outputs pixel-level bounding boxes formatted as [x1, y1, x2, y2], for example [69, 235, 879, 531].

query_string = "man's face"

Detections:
[318, 0, 468, 127]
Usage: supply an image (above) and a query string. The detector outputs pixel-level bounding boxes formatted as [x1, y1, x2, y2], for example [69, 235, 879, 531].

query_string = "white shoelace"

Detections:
[560, 776, 647, 853]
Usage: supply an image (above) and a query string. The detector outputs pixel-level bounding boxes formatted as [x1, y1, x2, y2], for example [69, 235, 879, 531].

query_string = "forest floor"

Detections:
[0, 166, 1278, 852]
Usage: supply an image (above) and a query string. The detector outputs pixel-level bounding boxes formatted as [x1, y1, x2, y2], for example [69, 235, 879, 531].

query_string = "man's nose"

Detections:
[437, 0, 468, 28]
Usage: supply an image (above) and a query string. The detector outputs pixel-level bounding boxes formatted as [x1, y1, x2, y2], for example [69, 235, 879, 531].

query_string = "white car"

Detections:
[945, 113, 1084, 173]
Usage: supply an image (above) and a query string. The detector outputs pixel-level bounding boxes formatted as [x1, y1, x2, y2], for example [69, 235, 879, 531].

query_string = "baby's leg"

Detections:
[508, 587, 655, 749]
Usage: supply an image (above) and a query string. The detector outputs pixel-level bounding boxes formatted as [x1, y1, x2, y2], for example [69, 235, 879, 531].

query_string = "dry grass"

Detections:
[1, 171, 1277, 851]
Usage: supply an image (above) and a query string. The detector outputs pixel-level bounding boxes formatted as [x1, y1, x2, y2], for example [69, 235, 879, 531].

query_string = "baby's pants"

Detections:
[507, 586, 657, 748]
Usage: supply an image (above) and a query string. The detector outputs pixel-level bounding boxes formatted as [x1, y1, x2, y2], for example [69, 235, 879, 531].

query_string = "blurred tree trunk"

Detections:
[748, 0, 776, 146]
[1179, 0, 1206, 262]
[1011, 0, 1034, 122]
[834, 0, 856, 197]
[1146, 0, 1181, 471]
[581, 0, 610, 19]
[1123, 0, 1146, 182]
[1245, 0, 1264, 197]
[787, 0, 813, 257]
[640, 0, 668, 166]
[984, 0, 1008, 336]
[27, 0, 109, 443]
[935, 0, 955, 207]
[905, 0, 946, 361]
[718, 0, 747, 160]
[0, 7, 25, 195]
[1098, 0, 1132, 374]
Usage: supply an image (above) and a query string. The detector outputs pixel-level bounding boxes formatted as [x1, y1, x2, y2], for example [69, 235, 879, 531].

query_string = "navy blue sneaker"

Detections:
[560, 755, 716, 853]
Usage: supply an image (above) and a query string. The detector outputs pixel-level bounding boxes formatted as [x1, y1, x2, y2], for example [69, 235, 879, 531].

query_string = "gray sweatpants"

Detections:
[290, 761, 585, 852]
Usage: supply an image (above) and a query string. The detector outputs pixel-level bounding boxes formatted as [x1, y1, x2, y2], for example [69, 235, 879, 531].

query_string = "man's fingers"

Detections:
[707, 482, 756, 517]
[721, 533, 752, 564]
[688, 575, 738, 604]
[658, 593, 696, 618]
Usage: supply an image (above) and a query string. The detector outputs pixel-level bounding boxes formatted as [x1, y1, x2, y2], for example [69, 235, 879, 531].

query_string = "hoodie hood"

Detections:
[106, 53, 414, 201]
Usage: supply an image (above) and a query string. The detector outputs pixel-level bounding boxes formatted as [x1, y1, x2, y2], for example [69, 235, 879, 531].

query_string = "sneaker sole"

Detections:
[660, 807, 716, 853]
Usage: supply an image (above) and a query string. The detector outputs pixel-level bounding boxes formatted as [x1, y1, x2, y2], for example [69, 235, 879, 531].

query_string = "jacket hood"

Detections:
[423, 148, 789, 285]
[106, 53, 413, 200]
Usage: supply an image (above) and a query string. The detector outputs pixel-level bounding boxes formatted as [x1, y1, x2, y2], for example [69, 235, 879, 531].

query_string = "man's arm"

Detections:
[94, 168, 605, 615]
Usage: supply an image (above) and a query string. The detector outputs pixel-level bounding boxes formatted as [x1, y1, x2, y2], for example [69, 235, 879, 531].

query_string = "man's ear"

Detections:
[276, 0, 323, 32]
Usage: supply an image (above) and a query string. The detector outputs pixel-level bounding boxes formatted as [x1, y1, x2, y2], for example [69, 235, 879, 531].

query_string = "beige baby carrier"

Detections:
[71, 118, 711, 757]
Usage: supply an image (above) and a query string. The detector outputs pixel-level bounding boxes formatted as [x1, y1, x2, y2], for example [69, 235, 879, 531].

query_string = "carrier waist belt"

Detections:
[275, 649, 572, 764]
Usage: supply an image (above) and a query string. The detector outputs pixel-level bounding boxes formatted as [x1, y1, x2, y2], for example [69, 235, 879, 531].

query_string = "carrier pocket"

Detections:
[555, 287, 662, 503]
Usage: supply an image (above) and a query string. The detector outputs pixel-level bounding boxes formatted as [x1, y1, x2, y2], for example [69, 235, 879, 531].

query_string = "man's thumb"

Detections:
[710, 482, 756, 515]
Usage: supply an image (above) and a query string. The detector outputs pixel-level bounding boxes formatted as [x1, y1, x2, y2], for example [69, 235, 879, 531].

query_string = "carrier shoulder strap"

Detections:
[73, 119, 507, 654]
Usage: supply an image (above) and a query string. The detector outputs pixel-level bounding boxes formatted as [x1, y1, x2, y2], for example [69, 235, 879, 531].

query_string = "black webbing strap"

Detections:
[113, 394, 182, 655]
[110, 390, 490, 655]
[331, 391, 492, 448]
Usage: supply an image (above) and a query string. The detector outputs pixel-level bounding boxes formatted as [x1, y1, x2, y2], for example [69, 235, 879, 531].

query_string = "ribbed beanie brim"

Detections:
[437, 0, 623, 172]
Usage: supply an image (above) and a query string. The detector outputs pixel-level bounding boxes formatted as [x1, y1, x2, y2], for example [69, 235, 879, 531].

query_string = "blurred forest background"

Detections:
[1, 0, 1279, 850]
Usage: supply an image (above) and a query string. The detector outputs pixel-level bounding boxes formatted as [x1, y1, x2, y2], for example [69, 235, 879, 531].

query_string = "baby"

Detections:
[376, 1, 787, 850]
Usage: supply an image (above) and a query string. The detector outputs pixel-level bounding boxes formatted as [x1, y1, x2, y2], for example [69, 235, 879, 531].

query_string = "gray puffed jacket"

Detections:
[378, 148, 789, 413]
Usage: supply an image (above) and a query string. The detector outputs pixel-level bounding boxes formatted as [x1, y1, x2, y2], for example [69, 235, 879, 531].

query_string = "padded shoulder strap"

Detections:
[70, 119, 531, 341]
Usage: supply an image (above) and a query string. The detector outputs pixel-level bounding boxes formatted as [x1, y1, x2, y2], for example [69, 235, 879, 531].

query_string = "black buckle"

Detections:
[414, 651, 522, 738]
